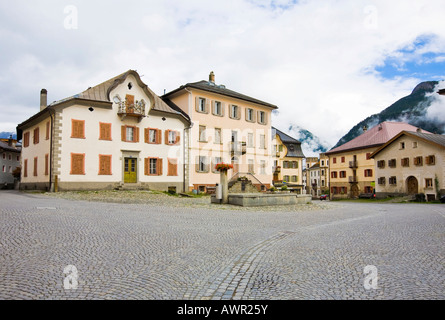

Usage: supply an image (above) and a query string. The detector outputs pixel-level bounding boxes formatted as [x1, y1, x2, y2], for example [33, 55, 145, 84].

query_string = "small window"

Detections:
[230, 105, 239, 119]
[199, 126, 207, 142]
[341, 157, 345, 163]
[33, 127, 40, 144]
[260, 160, 266, 174]
[378, 177, 386, 185]
[214, 128, 222, 144]
[425, 155, 436, 165]
[259, 135, 266, 149]
[388, 159, 397, 168]
[339, 171, 347, 178]
[412, 142, 418, 148]
[246, 108, 255, 122]
[333, 157, 337, 164]
[364, 169, 373, 177]
[377, 160, 385, 168]
[414, 156, 423, 166]
[248, 159, 254, 174]
[258, 111, 267, 125]
[247, 133, 254, 148]
[197, 97, 206, 113]
[128, 82, 133, 90]
[389, 176, 397, 185]
[400, 142, 405, 150]
[213, 101, 222, 116]
[425, 178, 433, 188]
[401, 158, 409, 167]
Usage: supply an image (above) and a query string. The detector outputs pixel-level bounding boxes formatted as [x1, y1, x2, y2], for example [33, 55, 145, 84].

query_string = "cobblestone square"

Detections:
[0, 190, 443, 300]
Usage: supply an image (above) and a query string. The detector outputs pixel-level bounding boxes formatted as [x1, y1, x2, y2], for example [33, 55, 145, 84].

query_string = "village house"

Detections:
[162, 72, 277, 192]
[325, 121, 429, 199]
[0, 136, 21, 189]
[303, 156, 318, 194]
[371, 130, 445, 201]
[304, 153, 329, 198]
[17, 70, 190, 192]
[271, 127, 305, 193]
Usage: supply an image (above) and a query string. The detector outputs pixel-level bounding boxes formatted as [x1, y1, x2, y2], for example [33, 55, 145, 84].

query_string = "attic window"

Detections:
[128, 82, 133, 90]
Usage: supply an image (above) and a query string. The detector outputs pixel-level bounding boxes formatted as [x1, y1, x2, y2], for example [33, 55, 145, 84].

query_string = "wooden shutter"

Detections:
[34, 127, 40, 144]
[45, 154, 49, 176]
[72, 120, 84, 138]
[236, 106, 241, 120]
[165, 130, 169, 145]
[135, 127, 140, 142]
[121, 126, 126, 141]
[144, 158, 149, 175]
[195, 97, 200, 112]
[195, 156, 200, 172]
[24, 132, 29, 148]
[175, 131, 180, 145]
[168, 158, 178, 176]
[24, 159, 27, 177]
[71, 154, 85, 175]
[205, 99, 210, 114]
[157, 158, 163, 176]
[144, 128, 149, 143]
[220, 102, 225, 117]
[99, 155, 111, 175]
[156, 129, 162, 144]
[33, 157, 38, 176]
[126, 94, 135, 112]
[46, 121, 50, 140]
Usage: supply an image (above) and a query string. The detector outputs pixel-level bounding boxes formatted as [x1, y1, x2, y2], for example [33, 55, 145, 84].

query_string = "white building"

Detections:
[17, 70, 190, 192]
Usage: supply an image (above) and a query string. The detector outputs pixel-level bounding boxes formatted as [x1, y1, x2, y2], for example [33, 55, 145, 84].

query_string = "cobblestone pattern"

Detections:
[0, 190, 444, 300]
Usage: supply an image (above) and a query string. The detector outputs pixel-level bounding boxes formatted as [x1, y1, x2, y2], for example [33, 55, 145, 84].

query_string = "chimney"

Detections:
[40, 89, 47, 111]
[209, 71, 215, 83]
[416, 128, 422, 133]
[8, 135, 13, 147]
[363, 125, 368, 132]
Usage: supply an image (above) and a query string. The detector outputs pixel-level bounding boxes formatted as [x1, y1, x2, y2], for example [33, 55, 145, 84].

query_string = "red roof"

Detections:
[327, 122, 430, 154]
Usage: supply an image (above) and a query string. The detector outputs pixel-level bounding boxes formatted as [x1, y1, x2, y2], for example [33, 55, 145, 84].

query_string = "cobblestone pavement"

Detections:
[0, 190, 444, 300]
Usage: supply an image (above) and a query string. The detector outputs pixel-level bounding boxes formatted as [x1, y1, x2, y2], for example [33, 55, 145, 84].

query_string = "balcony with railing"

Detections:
[230, 141, 247, 155]
[349, 160, 358, 169]
[349, 176, 358, 183]
[116, 99, 146, 121]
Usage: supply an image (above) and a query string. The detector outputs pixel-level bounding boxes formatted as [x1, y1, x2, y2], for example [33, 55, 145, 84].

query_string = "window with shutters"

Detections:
[145, 157, 163, 176]
[331, 171, 338, 179]
[33, 157, 38, 176]
[389, 176, 397, 185]
[166, 130, 180, 145]
[199, 126, 207, 142]
[167, 158, 178, 176]
[46, 121, 50, 140]
[259, 134, 266, 149]
[71, 120, 85, 139]
[196, 97, 207, 113]
[33, 127, 40, 144]
[70, 153, 85, 175]
[377, 160, 385, 168]
[229, 105, 240, 120]
[425, 178, 433, 188]
[23, 132, 30, 148]
[214, 128, 222, 144]
[45, 154, 49, 176]
[196, 156, 209, 173]
[401, 158, 409, 167]
[258, 111, 267, 125]
[213, 101, 223, 116]
[378, 177, 386, 185]
[246, 108, 255, 122]
[145, 128, 161, 144]
[98, 155, 112, 175]
[425, 155, 435, 165]
[121, 125, 139, 143]
[248, 159, 254, 174]
[99, 123, 112, 141]
[414, 156, 423, 166]
[247, 133, 254, 148]
[388, 159, 397, 168]
[339, 171, 347, 178]
[364, 169, 373, 177]
[260, 160, 266, 174]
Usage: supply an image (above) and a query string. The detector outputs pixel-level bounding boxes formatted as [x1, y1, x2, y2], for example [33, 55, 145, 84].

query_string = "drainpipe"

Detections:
[48, 107, 55, 192]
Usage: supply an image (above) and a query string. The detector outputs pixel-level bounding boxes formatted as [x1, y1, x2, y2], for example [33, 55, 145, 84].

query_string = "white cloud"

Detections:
[1, 0, 445, 148]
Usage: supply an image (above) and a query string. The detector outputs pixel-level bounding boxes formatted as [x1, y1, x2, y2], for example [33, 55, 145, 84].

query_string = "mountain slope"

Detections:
[287, 125, 330, 157]
[333, 81, 444, 148]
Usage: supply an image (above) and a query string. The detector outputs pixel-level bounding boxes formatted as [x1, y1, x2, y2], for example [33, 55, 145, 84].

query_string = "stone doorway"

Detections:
[406, 176, 418, 195]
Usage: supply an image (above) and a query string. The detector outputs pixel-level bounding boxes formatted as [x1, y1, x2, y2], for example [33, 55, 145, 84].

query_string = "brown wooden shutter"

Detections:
[144, 128, 149, 143]
[195, 97, 201, 112]
[34, 127, 40, 144]
[158, 158, 163, 176]
[156, 129, 162, 144]
[175, 131, 180, 145]
[45, 154, 49, 176]
[135, 127, 140, 142]
[121, 126, 126, 141]
[236, 107, 241, 120]
[33, 157, 38, 176]
[46, 121, 50, 140]
[24, 159, 27, 177]
[144, 158, 148, 175]
[165, 130, 169, 145]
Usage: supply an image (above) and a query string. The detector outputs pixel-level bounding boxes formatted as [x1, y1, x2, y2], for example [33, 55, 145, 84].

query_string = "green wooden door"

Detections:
[124, 158, 137, 183]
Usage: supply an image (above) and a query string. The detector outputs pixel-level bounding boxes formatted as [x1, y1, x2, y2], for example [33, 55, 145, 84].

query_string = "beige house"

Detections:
[17, 70, 190, 192]
[325, 122, 429, 199]
[0, 137, 21, 189]
[305, 154, 329, 198]
[304, 156, 319, 194]
[163, 72, 277, 192]
[271, 127, 305, 193]
[371, 130, 445, 201]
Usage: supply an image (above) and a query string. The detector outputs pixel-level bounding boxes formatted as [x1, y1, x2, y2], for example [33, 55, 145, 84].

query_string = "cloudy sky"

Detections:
[1, 0, 445, 148]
